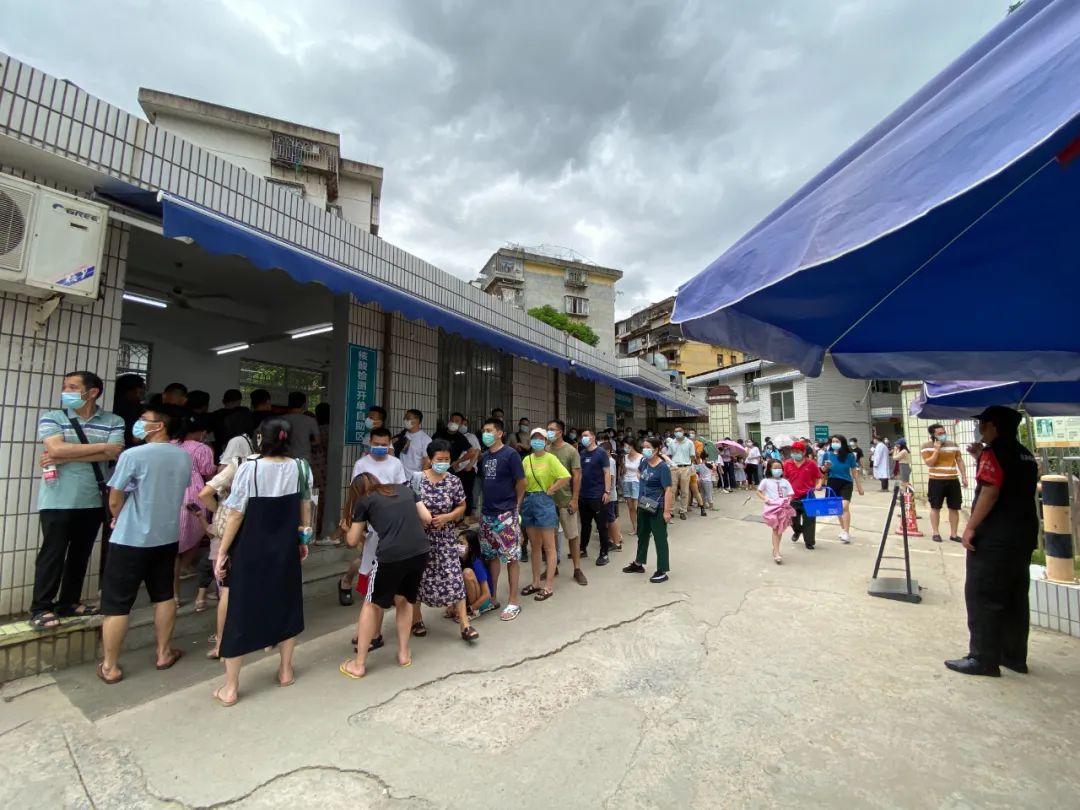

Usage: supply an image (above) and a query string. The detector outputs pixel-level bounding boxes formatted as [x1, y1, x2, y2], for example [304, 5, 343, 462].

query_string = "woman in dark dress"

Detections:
[212, 419, 313, 707]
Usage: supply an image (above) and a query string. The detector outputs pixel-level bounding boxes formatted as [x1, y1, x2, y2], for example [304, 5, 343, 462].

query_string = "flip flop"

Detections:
[96, 662, 123, 685]
[212, 687, 238, 708]
[277, 677, 295, 688]
[399, 660, 412, 668]
[155, 649, 184, 670]
[339, 661, 365, 680]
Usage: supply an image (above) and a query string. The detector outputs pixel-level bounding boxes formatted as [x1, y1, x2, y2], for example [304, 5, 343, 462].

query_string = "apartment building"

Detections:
[476, 246, 623, 356]
[139, 88, 383, 234]
[616, 296, 745, 385]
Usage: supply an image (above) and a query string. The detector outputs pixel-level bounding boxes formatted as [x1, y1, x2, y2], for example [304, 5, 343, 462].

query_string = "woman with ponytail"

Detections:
[211, 418, 313, 707]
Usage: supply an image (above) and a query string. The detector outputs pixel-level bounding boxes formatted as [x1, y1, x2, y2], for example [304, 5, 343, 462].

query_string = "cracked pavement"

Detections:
[2, 489, 1079, 809]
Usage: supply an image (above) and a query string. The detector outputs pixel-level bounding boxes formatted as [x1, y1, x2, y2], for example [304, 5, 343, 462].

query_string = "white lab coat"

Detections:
[872, 442, 891, 480]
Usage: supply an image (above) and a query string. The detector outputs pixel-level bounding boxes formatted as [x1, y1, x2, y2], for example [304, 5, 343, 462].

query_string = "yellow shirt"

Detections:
[523, 451, 570, 494]
[920, 443, 964, 480]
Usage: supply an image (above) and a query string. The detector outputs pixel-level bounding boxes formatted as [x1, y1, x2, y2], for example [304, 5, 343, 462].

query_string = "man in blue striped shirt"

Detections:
[31, 371, 125, 629]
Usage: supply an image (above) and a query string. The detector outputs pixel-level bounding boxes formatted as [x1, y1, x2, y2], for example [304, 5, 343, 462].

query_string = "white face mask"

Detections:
[448, 423, 461, 433]
[405, 419, 417, 429]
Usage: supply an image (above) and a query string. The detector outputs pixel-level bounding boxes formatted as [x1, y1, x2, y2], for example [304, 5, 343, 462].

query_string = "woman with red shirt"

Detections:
[783, 441, 823, 550]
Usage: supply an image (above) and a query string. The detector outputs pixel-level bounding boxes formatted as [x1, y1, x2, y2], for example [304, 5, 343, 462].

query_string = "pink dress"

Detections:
[175, 439, 216, 553]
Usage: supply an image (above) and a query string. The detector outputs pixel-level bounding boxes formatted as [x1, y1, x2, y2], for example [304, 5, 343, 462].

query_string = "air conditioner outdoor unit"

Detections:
[0, 175, 108, 302]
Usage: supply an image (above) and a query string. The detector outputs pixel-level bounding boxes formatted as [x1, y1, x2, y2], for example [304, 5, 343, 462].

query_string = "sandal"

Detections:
[206, 648, 220, 660]
[499, 604, 522, 621]
[534, 589, 554, 602]
[351, 634, 385, 653]
[461, 625, 479, 642]
[520, 584, 542, 596]
[212, 686, 238, 707]
[97, 662, 123, 685]
[194, 599, 208, 613]
[155, 649, 184, 670]
[338, 583, 354, 606]
[411, 622, 427, 638]
[56, 603, 100, 618]
[30, 611, 61, 631]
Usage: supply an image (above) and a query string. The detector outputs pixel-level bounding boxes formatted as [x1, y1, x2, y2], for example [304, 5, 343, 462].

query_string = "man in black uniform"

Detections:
[945, 406, 1039, 677]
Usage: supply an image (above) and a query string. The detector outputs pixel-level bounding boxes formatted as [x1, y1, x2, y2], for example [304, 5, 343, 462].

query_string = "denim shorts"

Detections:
[622, 480, 640, 500]
[520, 492, 558, 529]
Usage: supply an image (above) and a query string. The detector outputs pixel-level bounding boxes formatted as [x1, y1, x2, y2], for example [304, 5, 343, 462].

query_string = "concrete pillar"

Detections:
[1042, 475, 1076, 584]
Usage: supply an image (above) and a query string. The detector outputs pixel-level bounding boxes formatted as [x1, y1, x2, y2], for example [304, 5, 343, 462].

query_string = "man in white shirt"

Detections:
[663, 426, 697, 520]
[338, 428, 407, 626]
[396, 408, 431, 476]
[745, 441, 763, 487]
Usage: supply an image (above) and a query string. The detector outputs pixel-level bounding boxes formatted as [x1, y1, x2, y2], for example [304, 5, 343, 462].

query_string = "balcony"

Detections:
[565, 268, 589, 288]
[617, 357, 671, 391]
[492, 257, 524, 283]
[271, 131, 340, 199]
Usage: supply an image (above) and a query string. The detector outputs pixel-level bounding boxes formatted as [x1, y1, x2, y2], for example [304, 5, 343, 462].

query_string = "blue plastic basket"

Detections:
[802, 487, 845, 518]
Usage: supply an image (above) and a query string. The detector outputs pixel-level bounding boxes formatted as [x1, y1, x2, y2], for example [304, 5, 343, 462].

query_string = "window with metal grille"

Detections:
[564, 295, 589, 316]
[743, 370, 760, 402]
[871, 379, 901, 394]
[238, 359, 328, 408]
[436, 333, 514, 429]
[770, 381, 796, 421]
[117, 340, 152, 385]
[565, 374, 595, 432]
[565, 267, 588, 287]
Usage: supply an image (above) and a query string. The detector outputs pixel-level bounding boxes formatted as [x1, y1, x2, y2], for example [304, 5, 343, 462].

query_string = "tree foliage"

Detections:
[527, 304, 600, 347]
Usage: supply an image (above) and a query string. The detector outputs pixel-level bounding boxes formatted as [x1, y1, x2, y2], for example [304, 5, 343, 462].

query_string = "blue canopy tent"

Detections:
[911, 380, 1080, 419]
[672, 0, 1080, 382]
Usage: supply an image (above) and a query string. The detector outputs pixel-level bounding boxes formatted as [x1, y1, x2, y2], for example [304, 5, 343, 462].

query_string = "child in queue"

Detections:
[756, 458, 796, 564]
[459, 530, 496, 618]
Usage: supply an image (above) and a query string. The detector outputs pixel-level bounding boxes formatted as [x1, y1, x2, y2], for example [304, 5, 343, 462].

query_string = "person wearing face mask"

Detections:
[921, 423, 969, 544]
[519, 428, 570, 601]
[413, 440, 475, 642]
[547, 419, 586, 585]
[756, 459, 796, 564]
[945, 406, 1038, 677]
[622, 437, 673, 583]
[338, 428, 408, 615]
[871, 437, 892, 491]
[31, 371, 126, 630]
[820, 434, 863, 542]
[395, 409, 432, 476]
[783, 441, 823, 550]
[663, 426, 696, 520]
[478, 418, 527, 621]
[577, 430, 614, 565]
[744, 440, 762, 487]
[435, 412, 478, 519]
[97, 406, 193, 684]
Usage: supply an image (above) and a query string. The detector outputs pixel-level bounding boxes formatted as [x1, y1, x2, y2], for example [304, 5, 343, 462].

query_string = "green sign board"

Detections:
[614, 391, 634, 412]
[813, 424, 830, 443]
[344, 344, 378, 445]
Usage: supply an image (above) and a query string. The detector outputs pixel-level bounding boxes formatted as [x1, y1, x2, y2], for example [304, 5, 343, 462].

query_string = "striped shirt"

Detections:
[920, 443, 964, 480]
[38, 407, 126, 510]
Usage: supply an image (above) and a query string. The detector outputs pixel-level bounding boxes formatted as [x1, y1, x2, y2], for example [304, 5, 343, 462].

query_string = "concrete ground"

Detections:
[2, 488, 1078, 809]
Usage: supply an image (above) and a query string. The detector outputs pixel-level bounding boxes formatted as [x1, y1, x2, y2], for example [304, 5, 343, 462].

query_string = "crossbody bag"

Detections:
[638, 465, 662, 514]
[66, 415, 114, 575]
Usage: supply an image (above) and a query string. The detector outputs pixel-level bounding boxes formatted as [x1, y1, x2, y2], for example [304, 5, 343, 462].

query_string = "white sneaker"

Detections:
[839, 531, 851, 543]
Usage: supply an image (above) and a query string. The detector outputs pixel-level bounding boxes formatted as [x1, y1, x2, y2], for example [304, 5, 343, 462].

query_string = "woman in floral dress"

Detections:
[413, 440, 477, 642]
[174, 415, 216, 604]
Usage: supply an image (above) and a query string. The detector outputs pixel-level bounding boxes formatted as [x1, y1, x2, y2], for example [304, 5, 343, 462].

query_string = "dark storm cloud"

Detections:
[2, 0, 1006, 315]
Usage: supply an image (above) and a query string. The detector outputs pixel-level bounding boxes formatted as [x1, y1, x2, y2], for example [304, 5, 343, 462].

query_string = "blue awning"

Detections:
[672, 0, 1080, 381]
[160, 194, 702, 413]
[160, 194, 572, 371]
[911, 381, 1080, 418]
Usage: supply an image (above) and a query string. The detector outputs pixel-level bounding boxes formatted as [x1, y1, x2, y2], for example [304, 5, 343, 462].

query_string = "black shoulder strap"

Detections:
[66, 415, 107, 490]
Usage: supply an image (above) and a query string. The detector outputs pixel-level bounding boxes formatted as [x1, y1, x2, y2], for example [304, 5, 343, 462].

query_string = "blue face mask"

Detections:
[674, 431, 684, 439]
[546, 429, 557, 442]
[370, 446, 390, 457]
[61, 391, 85, 410]
[132, 419, 158, 441]
[792, 452, 804, 462]
[364, 417, 375, 430]
[530, 438, 546, 452]
[935, 433, 947, 443]
[771, 467, 783, 478]
[580, 435, 592, 447]
[642, 448, 654, 459]
[482, 432, 496, 447]
[831, 442, 841, 451]
[432, 461, 451, 474]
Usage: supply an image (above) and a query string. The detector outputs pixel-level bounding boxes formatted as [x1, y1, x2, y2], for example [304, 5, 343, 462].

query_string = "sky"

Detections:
[2, 0, 1008, 318]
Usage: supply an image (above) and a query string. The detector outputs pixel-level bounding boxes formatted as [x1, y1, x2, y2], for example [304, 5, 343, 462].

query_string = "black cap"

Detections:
[974, 405, 1023, 433]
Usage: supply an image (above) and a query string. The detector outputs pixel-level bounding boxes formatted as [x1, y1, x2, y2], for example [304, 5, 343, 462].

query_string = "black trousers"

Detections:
[32, 508, 103, 614]
[578, 497, 611, 556]
[965, 543, 1030, 667]
[746, 463, 761, 487]
[459, 470, 477, 516]
[721, 462, 735, 490]
[790, 496, 817, 548]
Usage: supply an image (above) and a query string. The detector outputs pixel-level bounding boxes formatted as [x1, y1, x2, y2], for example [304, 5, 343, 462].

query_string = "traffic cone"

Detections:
[895, 485, 924, 537]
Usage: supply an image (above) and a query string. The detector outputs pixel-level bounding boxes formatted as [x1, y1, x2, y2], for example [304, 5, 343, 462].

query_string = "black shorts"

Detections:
[100, 542, 179, 615]
[928, 478, 963, 511]
[827, 478, 854, 501]
[368, 553, 429, 609]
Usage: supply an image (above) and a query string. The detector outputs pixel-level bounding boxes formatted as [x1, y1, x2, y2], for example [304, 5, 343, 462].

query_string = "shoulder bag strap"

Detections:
[66, 415, 108, 495]
[526, 455, 545, 492]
